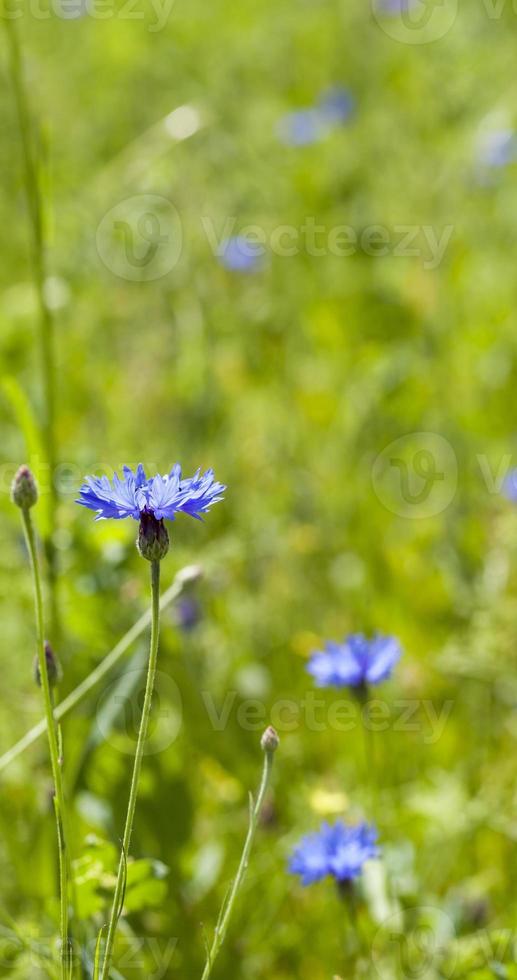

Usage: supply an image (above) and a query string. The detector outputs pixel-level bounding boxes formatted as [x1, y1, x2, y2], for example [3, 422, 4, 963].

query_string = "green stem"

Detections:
[20, 508, 69, 978]
[357, 684, 377, 818]
[338, 884, 356, 967]
[100, 559, 161, 980]
[200, 749, 275, 980]
[3, 14, 58, 637]
[0, 565, 199, 775]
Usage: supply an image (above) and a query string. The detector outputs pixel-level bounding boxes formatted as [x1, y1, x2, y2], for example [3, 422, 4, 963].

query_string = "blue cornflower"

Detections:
[77, 464, 224, 523]
[289, 820, 379, 886]
[77, 464, 225, 560]
[307, 633, 401, 689]
[218, 235, 265, 272]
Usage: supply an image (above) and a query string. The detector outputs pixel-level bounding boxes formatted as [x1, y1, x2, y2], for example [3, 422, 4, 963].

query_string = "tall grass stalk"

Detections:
[20, 505, 70, 977]
[3, 13, 58, 634]
[200, 728, 278, 980]
[0, 564, 202, 774]
[100, 558, 162, 980]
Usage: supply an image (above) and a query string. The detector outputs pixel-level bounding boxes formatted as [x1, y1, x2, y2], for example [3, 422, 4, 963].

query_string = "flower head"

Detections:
[307, 633, 401, 689]
[137, 511, 170, 562]
[77, 464, 225, 523]
[261, 725, 280, 755]
[289, 820, 379, 886]
[11, 465, 38, 510]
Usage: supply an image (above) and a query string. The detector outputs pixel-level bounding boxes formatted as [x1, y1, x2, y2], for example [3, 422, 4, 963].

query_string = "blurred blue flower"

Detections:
[77, 464, 225, 522]
[218, 235, 265, 272]
[289, 820, 379, 886]
[478, 129, 517, 168]
[175, 595, 202, 631]
[277, 109, 326, 147]
[318, 87, 355, 125]
[277, 87, 354, 146]
[375, 0, 418, 12]
[307, 633, 401, 689]
[502, 468, 517, 500]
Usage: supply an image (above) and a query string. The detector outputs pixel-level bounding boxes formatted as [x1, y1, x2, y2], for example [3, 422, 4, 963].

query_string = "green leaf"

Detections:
[1, 375, 50, 537]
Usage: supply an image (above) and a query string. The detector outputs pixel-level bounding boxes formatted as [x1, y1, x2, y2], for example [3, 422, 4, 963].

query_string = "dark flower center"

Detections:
[137, 512, 169, 562]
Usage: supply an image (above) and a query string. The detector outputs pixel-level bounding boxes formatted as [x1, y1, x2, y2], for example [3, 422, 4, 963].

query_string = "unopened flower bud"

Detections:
[261, 726, 279, 755]
[11, 465, 38, 509]
[137, 512, 169, 562]
[34, 641, 62, 689]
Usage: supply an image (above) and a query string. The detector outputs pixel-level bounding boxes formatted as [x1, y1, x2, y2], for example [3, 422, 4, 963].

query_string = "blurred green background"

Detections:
[2, 0, 517, 976]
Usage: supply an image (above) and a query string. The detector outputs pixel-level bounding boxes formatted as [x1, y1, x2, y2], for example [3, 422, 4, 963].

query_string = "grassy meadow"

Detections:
[2, 0, 517, 976]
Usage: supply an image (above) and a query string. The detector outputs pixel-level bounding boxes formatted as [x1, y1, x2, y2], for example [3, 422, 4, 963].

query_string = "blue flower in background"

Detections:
[502, 469, 517, 501]
[307, 633, 401, 689]
[289, 821, 379, 886]
[318, 87, 355, 125]
[175, 595, 202, 631]
[374, 0, 418, 13]
[277, 108, 326, 147]
[277, 86, 354, 146]
[218, 235, 265, 272]
[77, 464, 225, 522]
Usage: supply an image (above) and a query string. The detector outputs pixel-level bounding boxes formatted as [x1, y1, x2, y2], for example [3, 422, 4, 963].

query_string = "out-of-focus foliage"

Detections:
[2, 0, 517, 976]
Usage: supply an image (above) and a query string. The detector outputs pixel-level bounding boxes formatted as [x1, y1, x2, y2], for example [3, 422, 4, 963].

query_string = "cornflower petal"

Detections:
[77, 463, 225, 525]
[306, 633, 401, 689]
[289, 820, 379, 886]
[365, 635, 402, 685]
